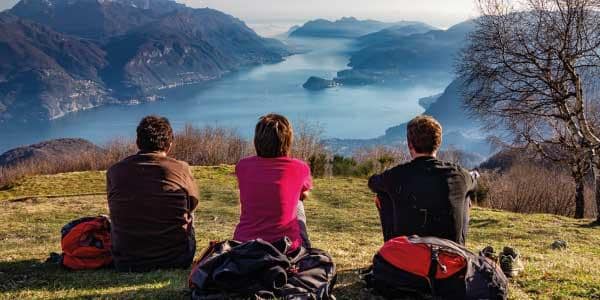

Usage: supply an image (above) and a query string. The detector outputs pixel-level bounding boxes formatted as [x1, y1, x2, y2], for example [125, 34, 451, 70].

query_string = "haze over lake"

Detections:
[0, 37, 452, 153]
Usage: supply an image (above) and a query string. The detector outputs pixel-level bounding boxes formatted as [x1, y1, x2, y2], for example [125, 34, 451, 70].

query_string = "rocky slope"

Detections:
[0, 13, 115, 121]
[1, 0, 289, 122]
[10, 0, 183, 40]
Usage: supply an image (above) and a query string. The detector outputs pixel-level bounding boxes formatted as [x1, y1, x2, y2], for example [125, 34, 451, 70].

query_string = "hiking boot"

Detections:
[481, 246, 498, 263]
[500, 246, 524, 278]
[551, 240, 568, 250]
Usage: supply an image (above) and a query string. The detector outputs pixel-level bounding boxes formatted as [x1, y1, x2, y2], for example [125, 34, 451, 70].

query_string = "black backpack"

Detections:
[364, 236, 508, 300]
[189, 239, 337, 300]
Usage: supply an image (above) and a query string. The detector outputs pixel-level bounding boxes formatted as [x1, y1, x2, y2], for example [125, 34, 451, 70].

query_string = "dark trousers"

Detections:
[297, 200, 312, 249]
[114, 227, 196, 273]
[376, 195, 471, 244]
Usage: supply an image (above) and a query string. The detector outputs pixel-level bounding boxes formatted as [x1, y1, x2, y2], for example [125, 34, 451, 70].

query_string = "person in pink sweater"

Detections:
[233, 113, 312, 252]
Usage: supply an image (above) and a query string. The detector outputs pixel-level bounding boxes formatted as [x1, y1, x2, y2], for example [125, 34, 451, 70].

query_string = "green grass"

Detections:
[1, 165, 599, 299]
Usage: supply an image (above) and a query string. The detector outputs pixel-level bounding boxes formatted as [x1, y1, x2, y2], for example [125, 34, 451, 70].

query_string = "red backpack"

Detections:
[364, 236, 508, 300]
[58, 216, 113, 270]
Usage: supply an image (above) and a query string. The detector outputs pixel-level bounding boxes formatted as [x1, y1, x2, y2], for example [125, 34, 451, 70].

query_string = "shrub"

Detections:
[481, 164, 597, 218]
[171, 125, 251, 165]
[331, 155, 357, 177]
[308, 153, 328, 178]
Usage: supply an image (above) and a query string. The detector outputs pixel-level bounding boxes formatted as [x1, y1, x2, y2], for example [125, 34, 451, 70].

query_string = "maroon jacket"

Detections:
[107, 152, 199, 271]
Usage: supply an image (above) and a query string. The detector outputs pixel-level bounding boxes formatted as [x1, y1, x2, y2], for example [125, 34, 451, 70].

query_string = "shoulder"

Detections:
[235, 156, 258, 173]
[107, 154, 135, 175]
[434, 159, 470, 178]
[157, 156, 193, 177]
[238, 156, 258, 164]
[236, 156, 258, 167]
[386, 160, 414, 175]
[436, 159, 467, 172]
[289, 158, 310, 168]
[164, 155, 190, 168]
[288, 158, 311, 174]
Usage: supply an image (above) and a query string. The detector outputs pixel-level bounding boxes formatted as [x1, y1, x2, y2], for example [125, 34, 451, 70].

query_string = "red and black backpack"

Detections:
[364, 236, 508, 300]
[56, 216, 113, 270]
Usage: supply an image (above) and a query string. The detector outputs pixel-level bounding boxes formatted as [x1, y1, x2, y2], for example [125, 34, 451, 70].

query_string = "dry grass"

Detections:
[0, 167, 599, 299]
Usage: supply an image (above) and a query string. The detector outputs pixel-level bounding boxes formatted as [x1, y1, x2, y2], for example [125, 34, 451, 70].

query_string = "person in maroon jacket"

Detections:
[107, 115, 199, 272]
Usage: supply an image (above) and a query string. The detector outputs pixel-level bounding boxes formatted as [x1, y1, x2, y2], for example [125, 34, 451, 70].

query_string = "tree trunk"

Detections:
[574, 175, 585, 219]
[592, 155, 600, 223]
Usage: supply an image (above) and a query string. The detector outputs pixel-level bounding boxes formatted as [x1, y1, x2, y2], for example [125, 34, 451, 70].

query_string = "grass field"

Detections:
[1, 165, 599, 299]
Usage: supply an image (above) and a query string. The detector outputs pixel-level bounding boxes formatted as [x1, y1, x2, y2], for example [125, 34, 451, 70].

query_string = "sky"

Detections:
[0, 0, 478, 35]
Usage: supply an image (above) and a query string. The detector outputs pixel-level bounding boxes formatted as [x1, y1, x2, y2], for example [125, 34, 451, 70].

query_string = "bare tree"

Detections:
[458, 0, 600, 222]
[513, 118, 590, 217]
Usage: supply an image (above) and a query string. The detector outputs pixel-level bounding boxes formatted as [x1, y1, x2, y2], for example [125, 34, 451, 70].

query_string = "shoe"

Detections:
[500, 246, 524, 278]
[481, 246, 498, 263]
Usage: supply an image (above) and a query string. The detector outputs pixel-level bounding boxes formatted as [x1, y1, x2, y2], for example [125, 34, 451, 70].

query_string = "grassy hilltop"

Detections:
[1, 166, 599, 299]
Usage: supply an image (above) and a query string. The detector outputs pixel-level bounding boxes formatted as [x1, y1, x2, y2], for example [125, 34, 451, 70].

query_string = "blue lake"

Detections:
[0, 38, 453, 153]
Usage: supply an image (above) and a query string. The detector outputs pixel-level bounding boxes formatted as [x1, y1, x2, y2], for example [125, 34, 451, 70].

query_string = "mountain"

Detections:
[100, 8, 288, 97]
[356, 22, 438, 46]
[289, 17, 433, 39]
[385, 78, 473, 136]
[1, 1, 289, 122]
[382, 77, 489, 155]
[302, 20, 475, 87]
[10, 0, 184, 40]
[0, 12, 114, 121]
[349, 20, 474, 73]
[0, 138, 101, 167]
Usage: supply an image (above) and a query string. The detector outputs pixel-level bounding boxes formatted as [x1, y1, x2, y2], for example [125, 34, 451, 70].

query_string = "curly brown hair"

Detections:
[136, 115, 174, 152]
[407, 115, 442, 154]
[254, 113, 293, 158]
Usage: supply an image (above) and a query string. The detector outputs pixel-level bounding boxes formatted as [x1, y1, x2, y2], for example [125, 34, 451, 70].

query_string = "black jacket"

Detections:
[368, 157, 477, 245]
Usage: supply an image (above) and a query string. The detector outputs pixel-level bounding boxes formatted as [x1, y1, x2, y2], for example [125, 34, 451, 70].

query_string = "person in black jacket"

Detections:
[368, 115, 478, 245]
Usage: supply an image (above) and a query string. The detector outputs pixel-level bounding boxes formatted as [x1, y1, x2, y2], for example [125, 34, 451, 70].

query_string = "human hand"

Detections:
[374, 196, 381, 210]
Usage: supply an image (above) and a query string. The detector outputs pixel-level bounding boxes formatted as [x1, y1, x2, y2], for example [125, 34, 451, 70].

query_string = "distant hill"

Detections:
[0, 138, 101, 167]
[1, 0, 289, 122]
[289, 17, 434, 39]
[356, 23, 438, 46]
[384, 78, 480, 136]
[348, 20, 475, 75]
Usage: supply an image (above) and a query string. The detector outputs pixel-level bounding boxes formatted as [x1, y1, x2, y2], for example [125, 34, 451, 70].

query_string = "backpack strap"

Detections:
[427, 246, 438, 298]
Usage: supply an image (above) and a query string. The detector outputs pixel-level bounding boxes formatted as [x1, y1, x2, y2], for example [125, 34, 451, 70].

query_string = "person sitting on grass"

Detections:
[107, 115, 199, 272]
[368, 115, 478, 245]
[233, 113, 312, 253]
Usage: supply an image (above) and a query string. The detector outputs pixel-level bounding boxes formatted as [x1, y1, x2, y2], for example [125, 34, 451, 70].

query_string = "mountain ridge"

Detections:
[1, 0, 290, 122]
[290, 17, 435, 39]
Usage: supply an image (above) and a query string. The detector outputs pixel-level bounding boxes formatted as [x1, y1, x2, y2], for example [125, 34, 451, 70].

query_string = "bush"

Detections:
[308, 153, 328, 178]
[171, 125, 252, 165]
[481, 164, 597, 218]
[331, 155, 357, 177]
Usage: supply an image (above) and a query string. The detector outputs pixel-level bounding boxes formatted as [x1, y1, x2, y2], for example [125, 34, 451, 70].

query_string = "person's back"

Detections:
[107, 116, 199, 272]
[234, 156, 311, 251]
[368, 115, 476, 245]
[233, 114, 313, 252]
